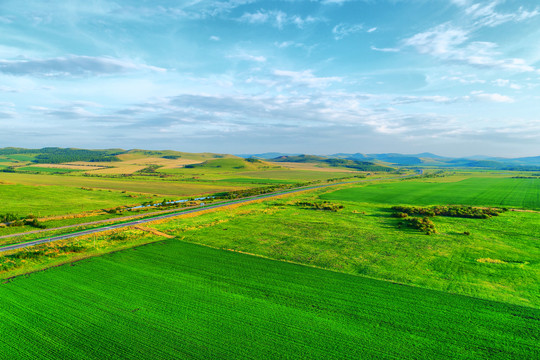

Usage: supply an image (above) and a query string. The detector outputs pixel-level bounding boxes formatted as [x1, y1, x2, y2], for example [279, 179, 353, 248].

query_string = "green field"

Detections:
[153, 188, 539, 307]
[0, 172, 250, 198]
[0, 184, 159, 217]
[321, 177, 540, 210]
[0, 240, 537, 359]
[16, 166, 82, 174]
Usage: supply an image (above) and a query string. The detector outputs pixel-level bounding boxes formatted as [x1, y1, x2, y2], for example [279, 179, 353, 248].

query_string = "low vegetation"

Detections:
[391, 205, 505, 219]
[0, 240, 537, 359]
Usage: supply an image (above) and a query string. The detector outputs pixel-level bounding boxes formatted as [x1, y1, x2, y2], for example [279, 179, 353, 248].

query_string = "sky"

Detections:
[0, 0, 539, 157]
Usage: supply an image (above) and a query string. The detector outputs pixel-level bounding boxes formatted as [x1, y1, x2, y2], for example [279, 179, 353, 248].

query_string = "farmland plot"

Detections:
[0, 240, 537, 359]
[321, 177, 540, 210]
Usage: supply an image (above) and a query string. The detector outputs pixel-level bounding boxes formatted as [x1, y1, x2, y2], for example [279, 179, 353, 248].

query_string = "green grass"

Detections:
[0, 184, 156, 217]
[4, 154, 37, 161]
[0, 240, 537, 359]
[0, 172, 248, 197]
[16, 166, 82, 174]
[321, 177, 540, 210]
[216, 177, 297, 184]
[154, 188, 539, 307]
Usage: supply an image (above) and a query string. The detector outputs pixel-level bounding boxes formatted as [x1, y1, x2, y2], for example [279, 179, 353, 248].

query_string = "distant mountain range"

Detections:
[236, 152, 540, 170]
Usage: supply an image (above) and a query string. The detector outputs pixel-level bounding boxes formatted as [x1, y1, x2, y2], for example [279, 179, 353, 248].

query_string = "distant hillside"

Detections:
[236, 152, 301, 159]
[272, 155, 393, 172]
[184, 158, 279, 170]
[0, 147, 121, 163]
[0, 147, 237, 164]
[125, 149, 235, 161]
[273, 155, 328, 163]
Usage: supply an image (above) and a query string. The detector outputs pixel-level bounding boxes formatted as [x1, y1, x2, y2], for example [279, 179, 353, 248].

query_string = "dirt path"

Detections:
[132, 226, 174, 238]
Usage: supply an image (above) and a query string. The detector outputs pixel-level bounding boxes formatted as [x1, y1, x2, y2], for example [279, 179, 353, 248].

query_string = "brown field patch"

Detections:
[132, 225, 174, 238]
[74, 157, 203, 174]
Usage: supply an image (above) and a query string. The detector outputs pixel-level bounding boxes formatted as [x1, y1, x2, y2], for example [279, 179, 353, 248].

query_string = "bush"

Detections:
[392, 212, 408, 218]
[406, 217, 436, 235]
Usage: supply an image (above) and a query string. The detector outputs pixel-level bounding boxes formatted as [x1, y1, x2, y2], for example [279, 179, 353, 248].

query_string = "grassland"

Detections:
[2, 172, 538, 308]
[0, 239, 537, 359]
[151, 188, 539, 307]
[321, 176, 540, 210]
[0, 184, 158, 217]
[15, 166, 83, 174]
[0, 172, 250, 197]
[0, 161, 538, 358]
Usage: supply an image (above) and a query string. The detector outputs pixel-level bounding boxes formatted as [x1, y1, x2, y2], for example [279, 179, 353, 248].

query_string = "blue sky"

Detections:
[1, 0, 539, 157]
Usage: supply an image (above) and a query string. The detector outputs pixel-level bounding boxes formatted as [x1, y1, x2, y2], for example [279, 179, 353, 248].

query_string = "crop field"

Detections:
[321, 176, 540, 210]
[0, 240, 537, 359]
[0, 172, 248, 197]
[234, 169, 359, 181]
[152, 190, 539, 307]
[0, 184, 158, 217]
[16, 166, 82, 174]
[264, 161, 356, 172]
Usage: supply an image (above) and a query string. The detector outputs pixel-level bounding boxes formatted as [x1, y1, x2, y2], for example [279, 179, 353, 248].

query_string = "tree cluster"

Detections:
[295, 201, 344, 212]
[391, 205, 504, 219]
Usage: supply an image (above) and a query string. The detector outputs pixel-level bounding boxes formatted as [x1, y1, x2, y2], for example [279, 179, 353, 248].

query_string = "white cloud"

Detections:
[321, 0, 352, 5]
[209, 35, 220, 41]
[464, 2, 539, 27]
[332, 23, 364, 40]
[370, 46, 399, 53]
[391, 95, 456, 105]
[239, 10, 318, 29]
[367, 27, 377, 33]
[227, 52, 266, 63]
[404, 25, 535, 72]
[492, 79, 521, 90]
[469, 91, 514, 103]
[273, 69, 342, 88]
[441, 75, 486, 84]
[0, 56, 165, 77]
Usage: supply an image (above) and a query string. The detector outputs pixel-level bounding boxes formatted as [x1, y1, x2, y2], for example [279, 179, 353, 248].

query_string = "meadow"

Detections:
[321, 176, 540, 210]
[153, 188, 539, 308]
[0, 161, 538, 358]
[0, 184, 158, 217]
[0, 240, 537, 359]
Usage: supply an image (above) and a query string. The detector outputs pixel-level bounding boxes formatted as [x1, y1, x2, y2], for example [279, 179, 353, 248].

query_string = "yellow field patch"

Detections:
[71, 157, 203, 174]
[132, 225, 174, 238]
[88, 165, 147, 175]
[477, 258, 507, 264]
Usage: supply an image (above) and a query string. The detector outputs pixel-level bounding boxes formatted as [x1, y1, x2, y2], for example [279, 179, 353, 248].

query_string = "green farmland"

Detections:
[0, 184, 157, 217]
[321, 176, 540, 210]
[0, 240, 537, 359]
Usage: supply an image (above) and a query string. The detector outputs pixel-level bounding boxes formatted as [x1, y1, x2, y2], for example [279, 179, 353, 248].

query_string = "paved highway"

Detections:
[0, 174, 417, 253]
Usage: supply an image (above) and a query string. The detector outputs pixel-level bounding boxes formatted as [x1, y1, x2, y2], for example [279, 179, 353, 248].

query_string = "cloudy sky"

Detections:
[1, 0, 539, 157]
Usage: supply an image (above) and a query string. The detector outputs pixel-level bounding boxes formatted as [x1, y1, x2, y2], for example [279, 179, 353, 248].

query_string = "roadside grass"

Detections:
[321, 176, 540, 210]
[0, 239, 537, 359]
